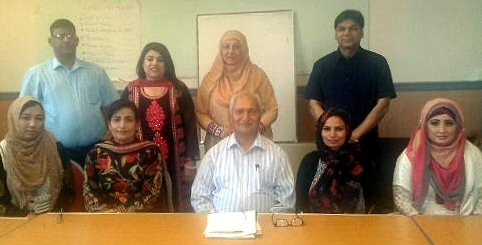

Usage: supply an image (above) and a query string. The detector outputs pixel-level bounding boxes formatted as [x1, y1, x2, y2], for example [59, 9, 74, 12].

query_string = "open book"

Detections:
[204, 210, 261, 239]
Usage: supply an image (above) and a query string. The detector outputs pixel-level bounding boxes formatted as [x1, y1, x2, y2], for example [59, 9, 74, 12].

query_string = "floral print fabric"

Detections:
[83, 141, 162, 212]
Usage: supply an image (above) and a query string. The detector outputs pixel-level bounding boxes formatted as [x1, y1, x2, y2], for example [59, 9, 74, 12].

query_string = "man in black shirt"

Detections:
[304, 9, 396, 213]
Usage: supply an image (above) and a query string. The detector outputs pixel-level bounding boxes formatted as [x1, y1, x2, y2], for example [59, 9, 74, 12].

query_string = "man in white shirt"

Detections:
[191, 92, 295, 213]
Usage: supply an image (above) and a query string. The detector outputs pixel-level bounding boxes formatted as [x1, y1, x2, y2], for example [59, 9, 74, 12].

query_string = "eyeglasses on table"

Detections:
[271, 213, 304, 227]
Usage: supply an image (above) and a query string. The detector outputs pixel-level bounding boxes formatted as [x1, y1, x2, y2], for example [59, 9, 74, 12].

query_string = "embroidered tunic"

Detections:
[122, 79, 199, 211]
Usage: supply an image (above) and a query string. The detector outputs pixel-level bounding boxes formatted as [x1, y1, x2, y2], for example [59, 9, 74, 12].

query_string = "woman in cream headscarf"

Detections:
[393, 98, 482, 215]
[0, 97, 73, 216]
[196, 30, 278, 151]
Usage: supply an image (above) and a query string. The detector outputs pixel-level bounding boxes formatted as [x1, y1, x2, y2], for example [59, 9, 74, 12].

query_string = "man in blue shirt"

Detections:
[20, 19, 119, 165]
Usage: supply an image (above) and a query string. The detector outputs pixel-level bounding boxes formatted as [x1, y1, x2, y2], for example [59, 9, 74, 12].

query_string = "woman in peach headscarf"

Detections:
[196, 30, 278, 151]
[393, 98, 482, 215]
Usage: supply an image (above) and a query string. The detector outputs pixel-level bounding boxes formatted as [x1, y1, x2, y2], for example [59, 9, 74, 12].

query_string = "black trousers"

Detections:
[359, 136, 383, 213]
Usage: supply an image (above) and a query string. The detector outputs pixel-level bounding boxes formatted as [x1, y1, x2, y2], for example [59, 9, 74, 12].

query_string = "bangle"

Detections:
[207, 122, 223, 137]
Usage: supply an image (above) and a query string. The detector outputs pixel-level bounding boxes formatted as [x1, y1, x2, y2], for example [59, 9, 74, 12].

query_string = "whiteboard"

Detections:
[197, 11, 296, 143]
[76, 1, 141, 88]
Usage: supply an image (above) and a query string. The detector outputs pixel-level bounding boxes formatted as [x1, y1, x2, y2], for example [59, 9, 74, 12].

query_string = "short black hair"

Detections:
[334, 9, 364, 29]
[105, 99, 139, 122]
[50, 18, 76, 36]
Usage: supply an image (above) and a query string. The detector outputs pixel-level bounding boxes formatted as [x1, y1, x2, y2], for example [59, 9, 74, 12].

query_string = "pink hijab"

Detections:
[406, 98, 466, 210]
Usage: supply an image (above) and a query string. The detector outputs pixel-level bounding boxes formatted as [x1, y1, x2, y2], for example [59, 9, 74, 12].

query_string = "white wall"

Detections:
[1, 0, 368, 92]
[370, 0, 482, 82]
[0, 0, 480, 92]
[0, 0, 39, 92]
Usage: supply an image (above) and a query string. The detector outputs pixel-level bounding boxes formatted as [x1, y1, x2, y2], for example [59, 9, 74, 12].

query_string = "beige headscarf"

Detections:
[196, 30, 278, 146]
[1, 97, 62, 209]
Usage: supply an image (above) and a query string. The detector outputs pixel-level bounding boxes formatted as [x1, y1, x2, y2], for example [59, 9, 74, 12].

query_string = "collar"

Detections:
[132, 78, 172, 87]
[335, 47, 365, 61]
[227, 133, 265, 152]
[51, 57, 84, 71]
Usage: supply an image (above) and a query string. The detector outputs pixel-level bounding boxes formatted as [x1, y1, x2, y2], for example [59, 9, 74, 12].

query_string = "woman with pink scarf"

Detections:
[393, 98, 482, 215]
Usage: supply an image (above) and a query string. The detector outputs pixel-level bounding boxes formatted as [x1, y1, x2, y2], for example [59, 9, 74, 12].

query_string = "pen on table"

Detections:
[57, 208, 63, 224]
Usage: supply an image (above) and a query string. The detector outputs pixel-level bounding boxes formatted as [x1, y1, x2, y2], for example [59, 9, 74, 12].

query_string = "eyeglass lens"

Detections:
[273, 215, 304, 227]
[54, 33, 75, 40]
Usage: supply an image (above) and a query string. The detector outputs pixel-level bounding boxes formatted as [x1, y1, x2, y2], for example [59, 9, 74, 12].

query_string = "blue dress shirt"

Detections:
[20, 58, 119, 148]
